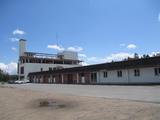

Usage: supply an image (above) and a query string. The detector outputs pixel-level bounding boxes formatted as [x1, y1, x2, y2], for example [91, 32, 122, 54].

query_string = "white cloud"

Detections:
[67, 46, 83, 52]
[0, 62, 17, 75]
[120, 43, 126, 47]
[82, 52, 133, 65]
[81, 62, 89, 66]
[11, 47, 17, 51]
[85, 56, 105, 64]
[78, 53, 87, 58]
[47, 44, 64, 51]
[80, 51, 160, 66]
[149, 51, 160, 56]
[127, 44, 137, 49]
[104, 52, 134, 62]
[13, 29, 25, 35]
[158, 13, 160, 22]
[85, 51, 160, 65]
[10, 38, 19, 42]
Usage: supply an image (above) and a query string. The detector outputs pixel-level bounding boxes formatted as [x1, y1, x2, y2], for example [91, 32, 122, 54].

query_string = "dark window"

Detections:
[103, 71, 108, 78]
[80, 73, 84, 77]
[154, 68, 160, 76]
[117, 70, 122, 77]
[26, 59, 28, 63]
[91, 72, 97, 82]
[49, 67, 52, 71]
[40, 68, 43, 72]
[134, 69, 140, 76]
[20, 67, 24, 74]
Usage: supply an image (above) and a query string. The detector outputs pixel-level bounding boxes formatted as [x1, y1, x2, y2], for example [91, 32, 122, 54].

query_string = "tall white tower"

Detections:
[19, 39, 26, 56]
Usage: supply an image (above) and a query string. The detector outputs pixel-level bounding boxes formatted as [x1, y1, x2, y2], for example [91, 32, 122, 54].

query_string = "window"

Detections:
[134, 69, 140, 76]
[155, 68, 160, 76]
[91, 72, 97, 82]
[117, 70, 122, 77]
[40, 68, 43, 72]
[49, 67, 52, 71]
[20, 67, 24, 74]
[103, 71, 108, 78]
[80, 73, 84, 77]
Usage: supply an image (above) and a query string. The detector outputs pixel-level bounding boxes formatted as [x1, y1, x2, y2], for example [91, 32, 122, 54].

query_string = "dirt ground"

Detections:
[0, 86, 160, 120]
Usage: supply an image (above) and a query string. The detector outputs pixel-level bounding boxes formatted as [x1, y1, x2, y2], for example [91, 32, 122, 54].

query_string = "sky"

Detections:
[0, 0, 160, 74]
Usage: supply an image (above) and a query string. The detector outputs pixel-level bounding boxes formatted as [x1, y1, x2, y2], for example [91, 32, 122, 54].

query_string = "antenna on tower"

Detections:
[56, 32, 58, 46]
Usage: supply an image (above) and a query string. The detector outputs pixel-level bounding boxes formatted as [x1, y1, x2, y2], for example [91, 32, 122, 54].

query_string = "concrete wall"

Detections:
[19, 63, 81, 79]
[98, 67, 160, 84]
[29, 67, 160, 84]
[99, 70, 128, 84]
[128, 67, 160, 83]
[58, 51, 78, 60]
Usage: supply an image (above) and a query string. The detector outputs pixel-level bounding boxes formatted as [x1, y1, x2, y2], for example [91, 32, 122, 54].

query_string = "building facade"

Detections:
[18, 39, 82, 80]
[28, 56, 160, 84]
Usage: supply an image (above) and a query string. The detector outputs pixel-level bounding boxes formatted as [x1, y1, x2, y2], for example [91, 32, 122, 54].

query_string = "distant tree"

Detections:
[134, 53, 139, 59]
[146, 54, 150, 58]
[0, 69, 10, 82]
[142, 54, 150, 58]
[10, 75, 18, 80]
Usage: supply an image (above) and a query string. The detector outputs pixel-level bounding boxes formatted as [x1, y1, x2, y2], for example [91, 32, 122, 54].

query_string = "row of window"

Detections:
[103, 68, 160, 78]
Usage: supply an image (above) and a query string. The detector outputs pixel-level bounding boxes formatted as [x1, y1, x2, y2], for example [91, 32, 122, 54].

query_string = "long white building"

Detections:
[18, 39, 82, 80]
[28, 55, 160, 84]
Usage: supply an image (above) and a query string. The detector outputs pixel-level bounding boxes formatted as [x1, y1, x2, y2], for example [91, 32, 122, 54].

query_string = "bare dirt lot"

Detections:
[0, 86, 160, 120]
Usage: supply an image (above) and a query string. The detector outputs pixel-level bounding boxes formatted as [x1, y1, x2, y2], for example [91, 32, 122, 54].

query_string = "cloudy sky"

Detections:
[0, 0, 160, 74]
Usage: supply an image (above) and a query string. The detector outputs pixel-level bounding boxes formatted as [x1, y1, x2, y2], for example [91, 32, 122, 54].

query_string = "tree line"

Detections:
[0, 69, 18, 82]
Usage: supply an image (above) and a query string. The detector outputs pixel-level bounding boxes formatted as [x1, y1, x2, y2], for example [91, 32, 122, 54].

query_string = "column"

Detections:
[61, 74, 64, 84]
[76, 73, 79, 84]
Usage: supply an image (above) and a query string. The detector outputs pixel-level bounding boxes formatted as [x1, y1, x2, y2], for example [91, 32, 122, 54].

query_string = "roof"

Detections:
[28, 56, 160, 76]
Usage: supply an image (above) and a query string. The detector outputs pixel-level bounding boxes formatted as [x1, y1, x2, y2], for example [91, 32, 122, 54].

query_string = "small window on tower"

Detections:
[41, 68, 43, 72]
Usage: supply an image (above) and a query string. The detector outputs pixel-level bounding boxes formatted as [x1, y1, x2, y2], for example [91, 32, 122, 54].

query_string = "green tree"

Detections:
[0, 69, 10, 82]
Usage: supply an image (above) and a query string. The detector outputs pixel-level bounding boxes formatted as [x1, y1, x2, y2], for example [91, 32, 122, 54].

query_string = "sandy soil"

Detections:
[0, 86, 160, 120]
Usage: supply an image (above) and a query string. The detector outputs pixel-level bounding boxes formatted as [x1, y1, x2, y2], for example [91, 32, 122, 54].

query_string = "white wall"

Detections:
[99, 70, 128, 84]
[128, 67, 160, 83]
[58, 51, 78, 60]
[98, 67, 160, 84]
[19, 63, 81, 79]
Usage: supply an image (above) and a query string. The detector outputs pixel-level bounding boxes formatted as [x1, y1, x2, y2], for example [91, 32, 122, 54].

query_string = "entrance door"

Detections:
[81, 77, 85, 83]
[91, 72, 97, 83]
[67, 74, 73, 84]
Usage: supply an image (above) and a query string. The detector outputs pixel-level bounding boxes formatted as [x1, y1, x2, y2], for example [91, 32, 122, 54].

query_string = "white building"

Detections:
[28, 56, 160, 84]
[18, 39, 82, 80]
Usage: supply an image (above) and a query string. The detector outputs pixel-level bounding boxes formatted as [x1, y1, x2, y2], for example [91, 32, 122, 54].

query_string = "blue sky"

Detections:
[0, 0, 160, 74]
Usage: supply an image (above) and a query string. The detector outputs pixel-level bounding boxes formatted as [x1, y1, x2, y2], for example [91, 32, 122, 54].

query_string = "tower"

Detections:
[19, 39, 26, 57]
